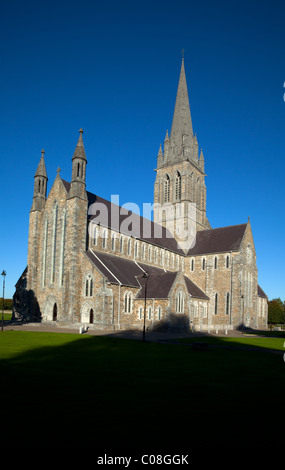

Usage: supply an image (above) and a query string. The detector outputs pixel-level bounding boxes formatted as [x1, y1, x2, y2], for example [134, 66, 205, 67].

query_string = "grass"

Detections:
[0, 311, 12, 321]
[1, 330, 285, 452]
[177, 335, 285, 351]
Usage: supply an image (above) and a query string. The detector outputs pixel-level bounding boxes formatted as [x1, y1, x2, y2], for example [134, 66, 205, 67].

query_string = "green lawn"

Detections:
[1, 311, 12, 321]
[178, 335, 285, 351]
[1, 331, 284, 453]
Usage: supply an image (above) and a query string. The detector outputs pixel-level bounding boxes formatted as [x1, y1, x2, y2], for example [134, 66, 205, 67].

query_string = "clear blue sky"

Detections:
[0, 0, 284, 300]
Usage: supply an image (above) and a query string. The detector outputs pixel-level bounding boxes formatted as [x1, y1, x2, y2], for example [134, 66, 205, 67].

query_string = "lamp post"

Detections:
[142, 272, 149, 342]
[1, 270, 6, 332]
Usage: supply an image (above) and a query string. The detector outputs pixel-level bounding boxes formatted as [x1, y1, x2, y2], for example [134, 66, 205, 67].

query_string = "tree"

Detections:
[268, 298, 285, 325]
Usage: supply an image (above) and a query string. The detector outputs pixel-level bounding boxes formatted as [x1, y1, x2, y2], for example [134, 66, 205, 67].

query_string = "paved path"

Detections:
[2, 321, 273, 341]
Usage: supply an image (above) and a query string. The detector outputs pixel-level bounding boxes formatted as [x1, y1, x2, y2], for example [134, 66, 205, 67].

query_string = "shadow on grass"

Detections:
[1, 330, 284, 453]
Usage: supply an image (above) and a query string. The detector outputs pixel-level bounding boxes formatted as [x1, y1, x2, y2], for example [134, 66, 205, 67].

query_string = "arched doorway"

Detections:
[89, 308, 94, 324]
[53, 303, 57, 321]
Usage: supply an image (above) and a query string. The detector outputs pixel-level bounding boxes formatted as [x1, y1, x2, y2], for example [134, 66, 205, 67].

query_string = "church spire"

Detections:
[170, 58, 193, 148]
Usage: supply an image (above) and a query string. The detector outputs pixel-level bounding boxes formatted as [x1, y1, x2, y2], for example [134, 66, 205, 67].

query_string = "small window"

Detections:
[226, 255, 230, 268]
[127, 238, 132, 256]
[138, 307, 143, 320]
[85, 275, 94, 297]
[176, 290, 185, 313]
[124, 293, 132, 314]
[148, 307, 152, 320]
[214, 256, 218, 269]
[226, 292, 230, 315]
[191, 259, 195, 272]
[202, 258, 206, 270]
[120, 236, 124, 253]
[111, 233, 116, 251]
[165, 251, 169, 267]
[164, 174, 170, 203]
[157, 306, 162, 320]
[92, 224, 98, 246]
[175, 171, 181, 201]
[102, 229, 107, 248]
[154, 248, 158, 264]
[215, 293, 218, 314]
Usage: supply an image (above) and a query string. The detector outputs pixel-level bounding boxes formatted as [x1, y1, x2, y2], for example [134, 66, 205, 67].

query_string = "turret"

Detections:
[157, 144, 163, 168]
[164, 130, 170, 161]
[198, 148, 205, 172]
[69, 128, 87, 200]
[31, 149, 48, 212]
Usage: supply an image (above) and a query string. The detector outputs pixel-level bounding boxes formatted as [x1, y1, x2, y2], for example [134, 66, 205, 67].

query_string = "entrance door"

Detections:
[53, 303, 57, 321]
[89, 308, 94, 324]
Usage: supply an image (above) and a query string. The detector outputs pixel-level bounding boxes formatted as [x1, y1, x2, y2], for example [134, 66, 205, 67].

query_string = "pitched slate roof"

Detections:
[135, 271, 178, 299]
[62, 179, 248, 258]
[86, 250, 143, 287]
[86, 249, 208, 300]
[188, 223, 247, 256]
[62, 179, 184, 255]
[184, 276, 209, 300]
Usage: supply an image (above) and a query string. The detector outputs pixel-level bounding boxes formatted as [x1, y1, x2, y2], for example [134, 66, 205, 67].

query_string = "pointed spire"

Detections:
[157, 143, 163, 168]
[31, 149, 48, 211]
[198, 148, 205, 172]
[35, 149, 47, 178]
[72, 128, 86, 161]
[170, 58, 193, 144]
[163, 130, 170, 161]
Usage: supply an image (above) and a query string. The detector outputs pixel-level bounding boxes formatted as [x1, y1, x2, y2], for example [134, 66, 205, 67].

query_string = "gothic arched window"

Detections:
[164, 174, 170, 203]
[85, 274, 94, 297]
[225, 292, 230, 315]
[175, 171, 181, 201]
[102, 229, 107, 248]
[226, 255, 230, 268]
[120, 236, 124, 253]
[111, 233, 116, 251]
[176, 289, 185, 313]
[124, 292, 133, 314]
[215, 293, 218, 315]
[127, 238, 132, 256]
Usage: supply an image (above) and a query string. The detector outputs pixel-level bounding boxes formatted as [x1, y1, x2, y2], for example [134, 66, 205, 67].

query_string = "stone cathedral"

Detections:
[13, 59, 268, 332]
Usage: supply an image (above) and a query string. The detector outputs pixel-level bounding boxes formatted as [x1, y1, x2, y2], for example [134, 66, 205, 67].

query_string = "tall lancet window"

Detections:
[164, 174, 170, 203]
[51, 203, 58, 283]
[176, 289, 184, 313]
[42, 218, 48, 287]
[59, 209, 66, 286]
[175, 171, 181, 201]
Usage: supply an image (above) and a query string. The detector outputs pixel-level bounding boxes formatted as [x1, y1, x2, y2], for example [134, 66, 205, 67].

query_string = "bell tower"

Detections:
[153, 58, 211, 242]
